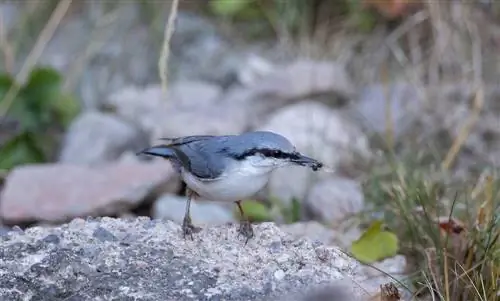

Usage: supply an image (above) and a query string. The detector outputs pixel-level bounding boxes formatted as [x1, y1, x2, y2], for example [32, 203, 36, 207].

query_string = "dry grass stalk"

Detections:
[158, 0, 179, 96]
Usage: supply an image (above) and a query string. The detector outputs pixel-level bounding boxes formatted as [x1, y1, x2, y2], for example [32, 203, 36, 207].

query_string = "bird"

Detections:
[137, 130, 323, 243]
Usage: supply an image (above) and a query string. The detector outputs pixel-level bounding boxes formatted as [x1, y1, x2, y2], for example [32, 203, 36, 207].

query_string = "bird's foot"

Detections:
[237, 220, 254, 245]
[182, 215, 201, 240]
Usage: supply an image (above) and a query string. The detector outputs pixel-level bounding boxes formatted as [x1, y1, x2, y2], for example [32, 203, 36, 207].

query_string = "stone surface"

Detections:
[280, 221, 337, 246]
[352, 82, 421, 138]
[106, 82, 250, 143]
[153, 194, 235, 225]
[260, 101, 372, 204]
[250, 59, 354, 102]
[58, 111, 148, 165]
[0, 161, 178, 223]
[279, 221, 362, 256]
[0, 217, 375, 301]
[305, 177, 365, 224]
[219, 59, 356, 129]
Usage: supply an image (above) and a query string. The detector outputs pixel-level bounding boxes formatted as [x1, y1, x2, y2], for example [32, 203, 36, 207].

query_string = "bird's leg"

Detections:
[235, 200, 254, 244]
[182, 187, 201, 239]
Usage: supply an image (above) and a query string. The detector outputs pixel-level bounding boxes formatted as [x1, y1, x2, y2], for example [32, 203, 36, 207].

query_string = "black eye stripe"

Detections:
[230, 148, 297, 160]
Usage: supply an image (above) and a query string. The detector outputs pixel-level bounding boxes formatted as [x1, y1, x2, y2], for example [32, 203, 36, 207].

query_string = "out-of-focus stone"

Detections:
[305, 177, 365, 224]
[153, 194, 235, 225]
[0, 161, 178, 223]
[58, 111, 148, 165]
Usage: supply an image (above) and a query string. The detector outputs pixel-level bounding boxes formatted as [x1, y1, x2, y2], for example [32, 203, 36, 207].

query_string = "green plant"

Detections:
[350, 219, 399, 264]
[269, 196, 302, 224]
[206, 0, 380, 39]
[0, 67, 79, 170]
[234, 199, 273, 222]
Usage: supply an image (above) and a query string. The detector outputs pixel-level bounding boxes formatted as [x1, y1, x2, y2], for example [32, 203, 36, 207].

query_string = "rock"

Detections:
[58, 111, 148, 165]
[0, 161, 178, 223]
[0, 217, 378, 300]
[280, 281, 365, 301]
[0, 224, 10, 237]
[351, 82, 421, 138]
[305, 177, 365, 224]
[236, 54, 275, 87]
[250, 59, 355, 102]
[280, 221, 362, 252]
[169, 11, 243, 86]
[280, 221, 337, 246]
[104, 84, 168, 138]
[106, 82, 250, 142]
[221, 59, 356, 129]
[357, 255, 409, 298]
[153, 194, 235, 225]
[259, 102, 371, 204]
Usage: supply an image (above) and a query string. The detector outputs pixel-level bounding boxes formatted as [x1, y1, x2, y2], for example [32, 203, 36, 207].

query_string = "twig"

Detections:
[0, 0, 73, 119]
[158, 0, 179, 96]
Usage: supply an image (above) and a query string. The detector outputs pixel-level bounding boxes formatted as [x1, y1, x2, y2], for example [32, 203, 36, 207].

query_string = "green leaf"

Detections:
[350, 220, 399, 264]
[0, 132, 46, 170]
[21, 67, 63, 116]
[0, 73, 17, 98]
[52, 93, 80, 127]
[235, 200, 272, 222]
[209, 0, 254, 17]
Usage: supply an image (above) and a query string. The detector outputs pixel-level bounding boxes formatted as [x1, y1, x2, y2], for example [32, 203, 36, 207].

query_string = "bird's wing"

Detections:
[158, 135, 217, 146]
[175, 136, 232, 180]
[144, 135, 232, 180]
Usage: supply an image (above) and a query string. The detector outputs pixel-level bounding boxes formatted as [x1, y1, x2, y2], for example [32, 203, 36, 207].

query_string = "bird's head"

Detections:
[226, 131, 323, 171]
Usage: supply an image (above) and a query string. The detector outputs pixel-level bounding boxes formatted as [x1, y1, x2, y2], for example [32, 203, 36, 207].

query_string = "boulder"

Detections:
[0, 217, 380, 300]
[0, 161, 178, 223]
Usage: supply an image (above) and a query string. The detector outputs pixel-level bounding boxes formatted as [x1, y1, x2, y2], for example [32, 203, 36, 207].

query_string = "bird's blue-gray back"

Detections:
[161, 131, 295, 179]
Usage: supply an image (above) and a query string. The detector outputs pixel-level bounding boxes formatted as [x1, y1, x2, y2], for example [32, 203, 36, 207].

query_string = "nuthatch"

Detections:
[138, 131, 323, 243]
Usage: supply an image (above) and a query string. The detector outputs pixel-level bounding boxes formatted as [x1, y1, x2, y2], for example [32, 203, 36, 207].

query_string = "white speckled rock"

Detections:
[0, 217, 383, 301]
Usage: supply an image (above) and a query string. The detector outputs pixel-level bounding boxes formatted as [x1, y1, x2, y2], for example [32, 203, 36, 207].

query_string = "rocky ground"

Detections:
[0, 217, 377, 301]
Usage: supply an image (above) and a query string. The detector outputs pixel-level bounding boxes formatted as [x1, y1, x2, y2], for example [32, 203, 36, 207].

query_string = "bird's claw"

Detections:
[182, 215, 201, 240]
[237, 220, 254, 245]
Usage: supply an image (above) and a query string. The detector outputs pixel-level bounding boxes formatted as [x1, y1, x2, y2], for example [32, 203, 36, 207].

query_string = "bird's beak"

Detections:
[290, 154, 323, 171]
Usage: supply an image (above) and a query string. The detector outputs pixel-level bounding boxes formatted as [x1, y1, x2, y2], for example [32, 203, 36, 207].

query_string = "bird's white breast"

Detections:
[180, 156, 280, 202]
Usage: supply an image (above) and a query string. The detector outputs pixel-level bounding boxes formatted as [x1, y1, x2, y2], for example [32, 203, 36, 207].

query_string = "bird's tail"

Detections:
[136, 145, 177, 159]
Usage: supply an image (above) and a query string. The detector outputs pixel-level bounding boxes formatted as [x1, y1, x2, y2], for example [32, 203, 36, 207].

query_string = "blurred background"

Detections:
[0, 0, 500, 300]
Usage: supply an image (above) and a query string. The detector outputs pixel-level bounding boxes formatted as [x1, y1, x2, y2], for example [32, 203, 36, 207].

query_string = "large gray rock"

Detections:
[58, 111, 147, 165]
[0, 161, 178, 223]
[0, 217, 377, 301]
